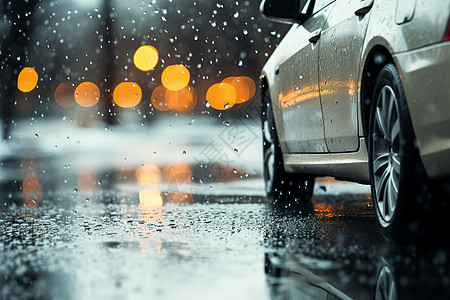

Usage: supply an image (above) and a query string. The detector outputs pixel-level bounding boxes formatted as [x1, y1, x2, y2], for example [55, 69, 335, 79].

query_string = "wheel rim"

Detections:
[263, 114, 275, 194]
[375, 265, 397, 300]
[372, 85, 401, 224]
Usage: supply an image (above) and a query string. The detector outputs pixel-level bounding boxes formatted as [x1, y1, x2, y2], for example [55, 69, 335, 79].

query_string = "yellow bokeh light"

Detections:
[136, 164, 162, 187]
[113, 82, 142, 108]
[151, 85, 175, 111]
[134, 45, 159, 71]
[161, 65, 190, 91]
[17, 67, 38, 92]
[139, 190, 163, 207]
[55, 82, 76, 108]
[206, 83, 236, 110]
[166, 86, 197, 116]
[74, 82, 100, 107]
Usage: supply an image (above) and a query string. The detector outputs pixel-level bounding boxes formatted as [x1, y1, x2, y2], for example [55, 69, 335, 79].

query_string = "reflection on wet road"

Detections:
[1, 118, 450, 299]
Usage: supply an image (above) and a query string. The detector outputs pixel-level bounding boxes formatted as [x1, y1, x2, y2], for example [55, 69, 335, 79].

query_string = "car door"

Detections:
[274, 0, 336, 153]
[318, 0, 373, 152]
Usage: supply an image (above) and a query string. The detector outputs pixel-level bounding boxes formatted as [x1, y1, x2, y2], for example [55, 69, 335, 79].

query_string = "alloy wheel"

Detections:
[372, 85, 401, 224]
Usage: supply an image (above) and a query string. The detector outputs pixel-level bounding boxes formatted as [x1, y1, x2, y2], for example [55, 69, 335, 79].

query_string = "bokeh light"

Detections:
[139, 190, 163, 207]
[136, 164, 162, 186]
[17, 67, 38, 92]
[133, 45, 159, 71]
[74, 82, 100, 107]
[151, 85, 174, 111]
[54, 82, 76, 108]
[206, 83, 236, 110]
[167, 191, 194, 204]
[113, 82, 142, 108]
[161, 65, 190, 91]
[223, 76, 255, 104]
[166, 86, 197, 116]
[163, 164, 193, 186]
[23, 178, 43, 207]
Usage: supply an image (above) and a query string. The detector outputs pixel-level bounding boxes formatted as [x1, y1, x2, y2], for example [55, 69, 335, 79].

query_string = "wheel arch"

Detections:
[360, 45, 395, 142]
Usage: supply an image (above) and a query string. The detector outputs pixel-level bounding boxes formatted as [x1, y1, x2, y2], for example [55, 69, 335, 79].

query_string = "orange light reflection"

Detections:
[113, 82, 142, 108]
[206, 83, 236, 110]
[74, 82, 100, 107]
[166, 86, 197, 116]
[17, 67, 38, 92]
[55, 82, 76, 108]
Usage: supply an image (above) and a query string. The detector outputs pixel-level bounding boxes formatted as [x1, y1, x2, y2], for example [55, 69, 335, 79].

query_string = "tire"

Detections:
[261, 89, 314, 206]
[368, 63, 438, 244]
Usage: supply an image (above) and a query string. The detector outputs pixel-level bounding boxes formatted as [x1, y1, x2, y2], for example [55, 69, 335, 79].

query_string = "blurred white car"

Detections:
[260, 0, 450, 242]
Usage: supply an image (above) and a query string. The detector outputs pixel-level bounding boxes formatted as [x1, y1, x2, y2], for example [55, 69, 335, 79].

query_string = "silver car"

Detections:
[260, 0, 450, 242]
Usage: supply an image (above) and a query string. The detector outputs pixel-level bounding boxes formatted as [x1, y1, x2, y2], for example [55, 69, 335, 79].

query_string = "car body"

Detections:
[260, 0, 450, 242]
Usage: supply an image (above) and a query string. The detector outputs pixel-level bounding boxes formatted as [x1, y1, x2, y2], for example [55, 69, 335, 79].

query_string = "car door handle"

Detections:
[354, 0, 374, 16]
[308, 29, 321, 43]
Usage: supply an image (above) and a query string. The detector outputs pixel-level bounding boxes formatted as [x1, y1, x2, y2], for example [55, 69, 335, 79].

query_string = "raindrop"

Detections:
[233, 168, 238, 174]
[34, 134, 38, 138]
[223, 121, 230, 126]
[234, 148, 238, 152]
[224, 103, 230, 109]
[182, 150, 187, 155]
[204, 100, 211, 108]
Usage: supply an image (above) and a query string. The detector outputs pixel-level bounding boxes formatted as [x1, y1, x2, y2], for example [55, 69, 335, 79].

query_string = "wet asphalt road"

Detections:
[1, 116, 450, 299]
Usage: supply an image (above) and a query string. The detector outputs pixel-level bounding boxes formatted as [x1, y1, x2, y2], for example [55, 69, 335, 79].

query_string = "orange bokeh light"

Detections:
[167, 191, 194, 204]
[151, 85, 175, 111]
[136, 164, 162, 186]
[206, 83, 236, 110]
[166, 86, 197, 116]
[23, 178, 43, 207]
[74, 82, 100, 107]
[113, 82, 142, 108]
[55, 82, 76, 108]
[161, 65, 190, 91]
[134, 45, 159, 71]
[163, 164, 193, 185]
[223, 76, 256, 104]
[17, 67, 38, 92]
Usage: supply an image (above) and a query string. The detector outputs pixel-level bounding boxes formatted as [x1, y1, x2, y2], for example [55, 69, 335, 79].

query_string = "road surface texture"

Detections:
[1, 115, 450, 299]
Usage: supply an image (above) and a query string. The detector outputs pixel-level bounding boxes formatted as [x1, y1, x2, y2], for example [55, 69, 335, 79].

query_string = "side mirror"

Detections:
[260, 0, 312, 24]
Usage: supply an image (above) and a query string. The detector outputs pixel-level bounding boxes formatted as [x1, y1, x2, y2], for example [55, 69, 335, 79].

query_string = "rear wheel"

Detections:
[261, 89, 314, 206]
[369, 63, 440, 243]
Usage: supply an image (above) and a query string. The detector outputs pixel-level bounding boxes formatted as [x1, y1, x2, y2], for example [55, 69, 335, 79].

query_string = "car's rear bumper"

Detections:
[395, 42, 450, 178]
